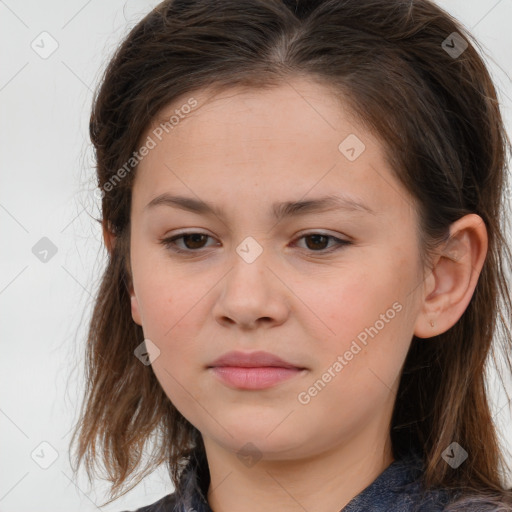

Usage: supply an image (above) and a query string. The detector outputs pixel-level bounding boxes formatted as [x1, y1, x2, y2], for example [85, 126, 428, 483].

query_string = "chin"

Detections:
[210, 425, 311, 458]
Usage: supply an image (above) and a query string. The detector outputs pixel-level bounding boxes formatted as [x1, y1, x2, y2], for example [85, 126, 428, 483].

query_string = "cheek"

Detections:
[293, 265, 391, 343]
[297, 262, 414, 386]
[132, 250, 191, 334]
[136, 273, 203, 414]
[138, 279, 190, 348]
[133, 263, 213, 373]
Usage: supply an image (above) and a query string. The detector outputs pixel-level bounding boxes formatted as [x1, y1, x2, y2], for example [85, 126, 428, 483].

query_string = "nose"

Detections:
[212, 244, 290, 330]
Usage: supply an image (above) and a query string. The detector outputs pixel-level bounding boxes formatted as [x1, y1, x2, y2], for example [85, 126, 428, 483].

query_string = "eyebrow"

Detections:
[144, 193, 376, 220]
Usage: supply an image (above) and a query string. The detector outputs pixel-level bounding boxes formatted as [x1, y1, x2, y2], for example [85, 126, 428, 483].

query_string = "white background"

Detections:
[1, 1, 511, 511]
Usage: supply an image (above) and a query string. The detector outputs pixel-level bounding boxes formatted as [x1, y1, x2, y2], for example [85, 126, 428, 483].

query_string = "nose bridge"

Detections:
[228, 234, 272, 295]
[235, 234, 266, 266]
[213, 234, 288, 327]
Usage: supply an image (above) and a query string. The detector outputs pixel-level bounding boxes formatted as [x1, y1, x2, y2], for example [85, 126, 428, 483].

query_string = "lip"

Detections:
[207, 350, 306, 390]
[208, 350, 303, 369]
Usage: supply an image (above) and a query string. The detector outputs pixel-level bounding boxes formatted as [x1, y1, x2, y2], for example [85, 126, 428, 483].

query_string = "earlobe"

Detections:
[102, 220, 141, 325]
[130, 292, 143, 326]
[413, 214, 488, 339]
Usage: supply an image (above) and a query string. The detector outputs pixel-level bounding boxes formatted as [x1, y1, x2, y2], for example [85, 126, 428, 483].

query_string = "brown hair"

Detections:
[70, 0, 512, 508]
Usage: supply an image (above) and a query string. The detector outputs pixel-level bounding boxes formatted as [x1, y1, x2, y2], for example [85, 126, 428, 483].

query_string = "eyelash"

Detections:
[159, 231, 352, 255]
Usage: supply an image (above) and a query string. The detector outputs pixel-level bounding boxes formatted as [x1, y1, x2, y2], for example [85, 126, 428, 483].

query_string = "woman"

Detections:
[71, 1, 512, 510]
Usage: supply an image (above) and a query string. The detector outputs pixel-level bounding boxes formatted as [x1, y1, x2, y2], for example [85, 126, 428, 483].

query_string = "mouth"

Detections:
[207, 350, 307, 389]
[208, 365, 307, 390]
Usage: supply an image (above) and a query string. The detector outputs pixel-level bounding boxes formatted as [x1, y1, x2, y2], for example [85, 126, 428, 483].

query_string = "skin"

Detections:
[104, 77, 488, 512]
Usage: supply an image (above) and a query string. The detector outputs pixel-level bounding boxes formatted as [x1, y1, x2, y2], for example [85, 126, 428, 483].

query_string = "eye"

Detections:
[159, 231, 352, 255]
[160, 232, 217, 253]
[293, 232, 351, 253]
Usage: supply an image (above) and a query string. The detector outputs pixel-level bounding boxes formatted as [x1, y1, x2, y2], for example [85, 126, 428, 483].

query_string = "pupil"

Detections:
[307, 234, 327, 250]
[185, 234, 206, 249]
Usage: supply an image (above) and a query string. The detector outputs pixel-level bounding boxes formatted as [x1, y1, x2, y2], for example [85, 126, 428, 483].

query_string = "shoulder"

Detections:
[386, 484, 512, 512]
[120, 492, 178, 512]
[412, 485, 512, 512]
[440, 493, 512, 511]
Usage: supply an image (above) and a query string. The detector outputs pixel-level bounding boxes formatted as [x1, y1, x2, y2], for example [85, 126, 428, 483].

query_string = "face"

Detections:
[128, 78, 427, 461]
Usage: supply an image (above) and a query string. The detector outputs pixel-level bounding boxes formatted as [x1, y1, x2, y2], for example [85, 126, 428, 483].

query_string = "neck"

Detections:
[204, 433, 394, 512]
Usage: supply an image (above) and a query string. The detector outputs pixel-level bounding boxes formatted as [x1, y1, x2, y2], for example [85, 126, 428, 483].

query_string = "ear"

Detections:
[413, 214, 488, 339]
[129, 289, 143, 326]
[102, 220, 143, 326]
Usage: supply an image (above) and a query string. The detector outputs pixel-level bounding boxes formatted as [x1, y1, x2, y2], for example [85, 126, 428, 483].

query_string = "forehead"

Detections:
[150, 78, 363, 145]
[133, 78, 413, 221]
